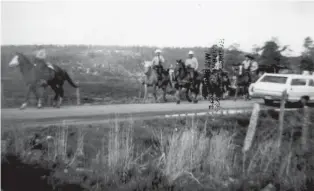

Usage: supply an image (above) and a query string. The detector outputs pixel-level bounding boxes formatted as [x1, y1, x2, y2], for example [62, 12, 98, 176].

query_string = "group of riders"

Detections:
[149, 48, 260, 97]
[34, 47, 260, 100]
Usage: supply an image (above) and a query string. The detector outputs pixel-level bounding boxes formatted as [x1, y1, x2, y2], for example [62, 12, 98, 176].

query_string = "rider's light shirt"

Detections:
[242, 60, 251, 70]
[242, 60, 259, 72]
[185, 57, 199, 70]
[250, 61, 258, 72]
[152, 55, 165, 66]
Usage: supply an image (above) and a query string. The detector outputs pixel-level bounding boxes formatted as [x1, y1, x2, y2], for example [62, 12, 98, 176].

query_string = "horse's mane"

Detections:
[143, 61, 153, 68]
[16, 52, 33, 67]
[176, 59, 185, 68]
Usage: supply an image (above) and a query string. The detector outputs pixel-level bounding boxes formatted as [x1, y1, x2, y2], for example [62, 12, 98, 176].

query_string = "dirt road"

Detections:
[2, 99, 263, 127]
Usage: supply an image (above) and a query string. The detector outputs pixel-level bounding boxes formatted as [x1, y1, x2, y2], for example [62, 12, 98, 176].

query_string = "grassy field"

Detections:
[2, 108, 314, 191]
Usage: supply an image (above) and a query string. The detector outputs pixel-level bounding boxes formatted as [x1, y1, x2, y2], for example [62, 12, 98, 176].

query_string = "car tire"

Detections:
[264, 99, 273, 106]
[300, 97, 309, 107]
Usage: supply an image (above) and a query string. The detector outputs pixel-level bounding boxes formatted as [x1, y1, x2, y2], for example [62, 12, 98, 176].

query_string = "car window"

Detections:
[260, 75, 287, 84]
[291, 78, 307, 86]
[309, 79, 314, 87]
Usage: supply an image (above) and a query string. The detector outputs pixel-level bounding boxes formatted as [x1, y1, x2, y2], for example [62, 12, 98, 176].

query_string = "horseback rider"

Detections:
[151, 49, 165, 80]
[35, 49, 55, 71]
[185, 51, 199, 81]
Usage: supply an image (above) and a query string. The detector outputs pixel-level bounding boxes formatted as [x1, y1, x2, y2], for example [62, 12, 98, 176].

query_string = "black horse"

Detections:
[173, 59, 202, 104]
[8, 52, 78, 109]
[221, 71, 232, 99]
[233, 64, 251, 101]
[201, 68, 224, 100]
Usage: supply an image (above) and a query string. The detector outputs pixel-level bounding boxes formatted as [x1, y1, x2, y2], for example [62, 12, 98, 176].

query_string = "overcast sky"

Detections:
[2, 1, 314, 56]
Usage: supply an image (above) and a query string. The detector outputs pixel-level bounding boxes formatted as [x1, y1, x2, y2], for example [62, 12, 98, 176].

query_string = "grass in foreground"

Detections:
[2, 109, 314, 191]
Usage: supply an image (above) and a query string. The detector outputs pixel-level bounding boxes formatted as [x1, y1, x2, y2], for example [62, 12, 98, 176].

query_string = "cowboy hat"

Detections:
[155, 49, 162, 53]
[245, 54, 254, 59]
[188, 50, 194, 55]
[36, 49, 47, 59]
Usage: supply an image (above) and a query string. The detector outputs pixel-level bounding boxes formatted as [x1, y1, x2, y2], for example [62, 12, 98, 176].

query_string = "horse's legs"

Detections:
[192, 84, 199, 104]
[143, 84, 148, 103]
[244, 84, 250, 100]
[152, 85, 158, 102]
[20, 85, 33, 110]
[36, 86, 46, 109]
[234, 85, 239, 101]
[175, 87, 181, 104]
[185, 88, 192, 102]
[50, 85, 59, 107]
[202, 83, 208, 100]
[162, 87, 167, 102]
[56, 86, 64, 108]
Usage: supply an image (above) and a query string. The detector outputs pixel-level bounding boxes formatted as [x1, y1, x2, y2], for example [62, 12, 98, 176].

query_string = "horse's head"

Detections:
[221, 72, 229, 82]
[176, 59, 185, 69]
[142, 61, 152, 75]
[175, 59, 186, 72]
[8, 52, 21, 67]
[8, 52, 33, 68]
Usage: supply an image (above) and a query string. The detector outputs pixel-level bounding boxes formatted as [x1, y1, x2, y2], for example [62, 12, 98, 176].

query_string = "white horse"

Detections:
[141, 61, 171, 103]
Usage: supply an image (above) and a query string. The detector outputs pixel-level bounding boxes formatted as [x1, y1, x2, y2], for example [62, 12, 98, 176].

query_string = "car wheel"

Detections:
[264, 99, 273, 106]
[300, 97, 309, 107]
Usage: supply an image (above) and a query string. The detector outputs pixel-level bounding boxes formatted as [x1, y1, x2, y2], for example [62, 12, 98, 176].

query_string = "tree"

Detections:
[228, 43, 240, 51]
[300, 37, 314, 72]
[303, 37, 313, 50]
[300, 57, 314, 72]
[224, 44, 243, 72]
[259, 39, 288, 67]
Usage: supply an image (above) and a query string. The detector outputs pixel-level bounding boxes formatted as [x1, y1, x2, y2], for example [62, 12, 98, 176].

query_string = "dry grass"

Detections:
[2, 109, 314, 191]
[106, 118, 135, 174]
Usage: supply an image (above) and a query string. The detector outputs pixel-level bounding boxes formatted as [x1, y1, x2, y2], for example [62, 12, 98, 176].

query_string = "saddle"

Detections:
[153, 65, 163, 80]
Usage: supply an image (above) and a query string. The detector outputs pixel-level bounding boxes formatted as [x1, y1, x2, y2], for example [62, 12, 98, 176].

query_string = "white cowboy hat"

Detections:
[188, 50, 194, 55]
[36, 49, 47, 59]
[155, 49, 162, 53]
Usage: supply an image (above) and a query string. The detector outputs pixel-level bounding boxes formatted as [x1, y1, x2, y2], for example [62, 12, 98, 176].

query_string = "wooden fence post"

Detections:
[76, 81, 80, 105]
[301, 106, 310, 152]
[277, 89, 287, 149]
[242, 103, 260, 175]
[243, 103, 260, 153]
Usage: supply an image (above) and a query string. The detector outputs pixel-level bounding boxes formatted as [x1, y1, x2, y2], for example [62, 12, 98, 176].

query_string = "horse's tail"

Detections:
[65, 71, 78, 88]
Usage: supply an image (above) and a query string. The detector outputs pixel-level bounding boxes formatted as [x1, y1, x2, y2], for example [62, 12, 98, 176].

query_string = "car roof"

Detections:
[263, 73, 314, 79]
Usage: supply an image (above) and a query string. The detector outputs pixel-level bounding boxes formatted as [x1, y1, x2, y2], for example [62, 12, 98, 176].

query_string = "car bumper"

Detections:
[250, 92, 282, 100]
[249, 92, 300, 102]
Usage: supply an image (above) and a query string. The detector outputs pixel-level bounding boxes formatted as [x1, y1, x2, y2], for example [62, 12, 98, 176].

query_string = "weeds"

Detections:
[2, 109, 314, 191]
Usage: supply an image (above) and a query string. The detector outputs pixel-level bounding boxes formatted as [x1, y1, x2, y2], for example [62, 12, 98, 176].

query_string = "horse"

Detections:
[173, 59, 202, 104]
[233, 64, 251, 101]
[221, 71, 231, 99]
[201, 68, 223, 101]
[8, 52, 78, 109]
[141, 61, 171, 102]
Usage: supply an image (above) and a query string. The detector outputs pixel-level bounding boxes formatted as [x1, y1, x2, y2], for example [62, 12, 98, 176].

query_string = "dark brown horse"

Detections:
[173, 59, 202, 104]
[233, 64, 251, 101]
[8, 52, 78, 109]
[141, 61, 171, 102]
[221, 71, 231, 99]
[201, 68, 223, 101]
